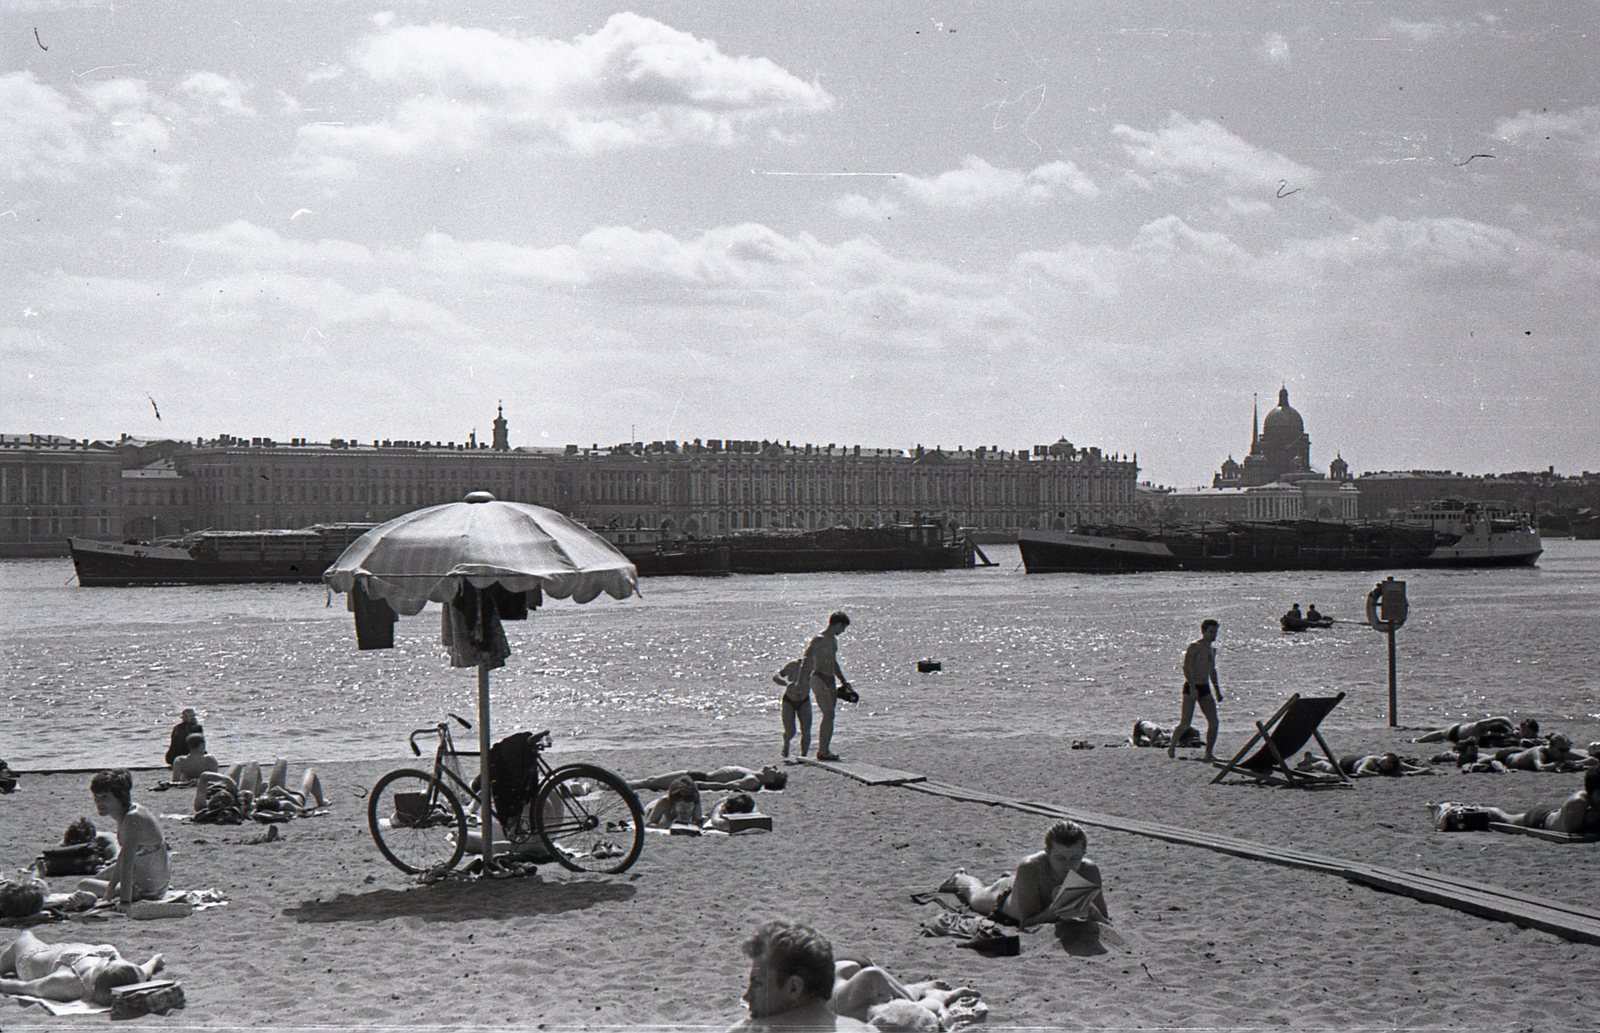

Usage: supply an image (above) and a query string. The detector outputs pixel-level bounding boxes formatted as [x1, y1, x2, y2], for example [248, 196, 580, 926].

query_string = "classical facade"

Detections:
[0, 417, 1142, 555]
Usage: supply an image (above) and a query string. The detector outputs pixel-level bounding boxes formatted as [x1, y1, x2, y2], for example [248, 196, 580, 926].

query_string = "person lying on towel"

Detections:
[0, 930, 164, 1006]
[1296, 751, 1433, 777]
[1491, 734, 1596, 772]
[1438, 767, 1600, 834]
[940, 820, 1109, 928]
[629, 765, 787, 793]
[1412, 716, 1538, 748]
[642, 776, 703, 829]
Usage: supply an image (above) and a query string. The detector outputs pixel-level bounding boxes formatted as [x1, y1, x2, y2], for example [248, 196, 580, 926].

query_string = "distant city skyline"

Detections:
[4, 3, 1597, 487]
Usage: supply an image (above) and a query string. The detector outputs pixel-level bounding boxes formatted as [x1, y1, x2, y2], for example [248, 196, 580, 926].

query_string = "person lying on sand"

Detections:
[1491, 734, 1596, 772]
[1130, 719, 1200, 748]
[1428, 740, 1509, 773]
[703, 793, 759, 833]
[193, 760, 326, 817]
[34, 818, 118, 877]
[831, 959, 984, 1031]
[0, 929, 164, 1006]
[1296, 751, 1433, 777]
[940, 820, 1109, 929]
[729, 919, 868, 1031]
[629, 766, 787, 793]
[642, 776, 703, 829]
[1435, 767, 1600, 834]
[1413, 717, 1537, 747]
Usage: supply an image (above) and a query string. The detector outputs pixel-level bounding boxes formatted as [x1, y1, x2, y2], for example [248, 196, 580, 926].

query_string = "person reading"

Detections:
[642, 776, 703, 830]
[940, 820, 1109, 928]
[0, 930, 164, 1006]
[76, 770, 168, 908]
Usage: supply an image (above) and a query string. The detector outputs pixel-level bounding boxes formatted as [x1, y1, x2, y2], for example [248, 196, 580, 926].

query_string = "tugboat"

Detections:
[1402, 499, 1543, 567]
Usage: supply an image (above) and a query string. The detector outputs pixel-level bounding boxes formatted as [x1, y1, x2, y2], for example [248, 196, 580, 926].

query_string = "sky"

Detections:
[3, 2, 1598, 488]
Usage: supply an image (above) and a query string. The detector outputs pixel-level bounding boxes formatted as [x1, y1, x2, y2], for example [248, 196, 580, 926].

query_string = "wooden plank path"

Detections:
[805, 759, 1600, 947]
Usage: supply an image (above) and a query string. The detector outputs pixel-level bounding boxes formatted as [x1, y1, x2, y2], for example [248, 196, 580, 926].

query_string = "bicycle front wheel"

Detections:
[535, 764, 645, 874]
[368, 768, 467, 875]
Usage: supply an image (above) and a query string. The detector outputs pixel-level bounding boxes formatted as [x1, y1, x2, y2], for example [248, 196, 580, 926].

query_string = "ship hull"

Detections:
[726, 525, 974, 575]
[1018, 520, 1448, 574]
[622, 543, 732, 577]
[69, 524, 375, 587]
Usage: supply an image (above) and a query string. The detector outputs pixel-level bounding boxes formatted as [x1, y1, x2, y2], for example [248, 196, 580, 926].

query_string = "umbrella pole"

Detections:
[477, 660, 495, 874]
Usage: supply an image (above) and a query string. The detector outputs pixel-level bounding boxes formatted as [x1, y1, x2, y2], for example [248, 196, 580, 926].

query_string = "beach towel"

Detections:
[79, 888, 227, 921]
[2, 994, 110, 1016]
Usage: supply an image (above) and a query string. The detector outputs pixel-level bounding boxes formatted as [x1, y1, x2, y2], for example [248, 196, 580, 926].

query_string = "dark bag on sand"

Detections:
[836, 684, 860, 704]
[38, 844, 100, 876]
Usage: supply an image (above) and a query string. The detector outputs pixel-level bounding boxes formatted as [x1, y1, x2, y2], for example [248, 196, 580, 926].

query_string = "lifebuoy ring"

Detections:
[1365, 586, 1385, 629]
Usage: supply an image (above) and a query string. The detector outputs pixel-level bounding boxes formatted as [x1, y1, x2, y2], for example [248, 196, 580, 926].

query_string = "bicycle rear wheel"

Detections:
[535, 764, 645, 874]
[368, 768, 467, 875]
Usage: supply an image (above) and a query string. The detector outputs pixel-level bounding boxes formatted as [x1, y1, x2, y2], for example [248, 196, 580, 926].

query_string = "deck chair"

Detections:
[1211, 692, 1350, 788]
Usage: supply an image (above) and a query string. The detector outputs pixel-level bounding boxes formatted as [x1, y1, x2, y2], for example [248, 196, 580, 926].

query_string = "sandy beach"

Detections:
[3, 721, 1598, 1032]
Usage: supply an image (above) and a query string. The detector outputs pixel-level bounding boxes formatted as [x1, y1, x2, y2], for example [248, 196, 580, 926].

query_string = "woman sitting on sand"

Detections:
[1436, 767, 1600, 834]
[940, 820, 1109, 929]
[1491, 734, 1596, 772]
[1296, 752, 1433, 777]
[77, 770, 168, 908]
[0, 930, 165, 1006]
[628, 766, 787, 793]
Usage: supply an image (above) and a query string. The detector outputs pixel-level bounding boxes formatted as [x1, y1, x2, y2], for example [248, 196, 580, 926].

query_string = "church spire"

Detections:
[491, 401, 509, 451]
[1251, 392, 1259, 450]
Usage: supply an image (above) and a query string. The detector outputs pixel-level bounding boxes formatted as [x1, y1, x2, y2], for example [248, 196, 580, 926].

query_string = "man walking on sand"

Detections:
[1170, 618, 1223, 762]
[799, 612, 852, 762]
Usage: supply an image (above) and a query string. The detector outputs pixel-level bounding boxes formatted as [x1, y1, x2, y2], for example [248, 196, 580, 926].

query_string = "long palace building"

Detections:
[0, 407, 1141, 556]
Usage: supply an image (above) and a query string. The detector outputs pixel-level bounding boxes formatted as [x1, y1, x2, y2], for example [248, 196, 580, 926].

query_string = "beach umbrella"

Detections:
[323, 490, 638, 873]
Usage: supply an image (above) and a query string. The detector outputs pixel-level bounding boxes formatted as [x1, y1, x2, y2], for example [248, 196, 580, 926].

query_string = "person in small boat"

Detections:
[1492, 734, 1595, 772]
[0, 930, 164, 1006]
[1305, 604, 1324, 621]
[1297, 751, 1432, 777]
[1438, 767, 1600, 834]
[939, 820, 1108, 928]
[1283, 603, 1304, 624]
[628, 766, 787, 793]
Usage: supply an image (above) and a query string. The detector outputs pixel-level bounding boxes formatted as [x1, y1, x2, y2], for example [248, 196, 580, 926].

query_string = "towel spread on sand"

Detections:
[2, 994, 111, 1016]
[80, 888, 228, 921]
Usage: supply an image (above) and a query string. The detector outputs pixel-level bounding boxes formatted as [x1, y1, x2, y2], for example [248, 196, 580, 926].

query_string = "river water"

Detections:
[3, 542, 1597, 770]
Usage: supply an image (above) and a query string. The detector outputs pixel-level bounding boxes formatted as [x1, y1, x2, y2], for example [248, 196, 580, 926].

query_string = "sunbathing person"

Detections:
[1296, 751, 1433, 777]
[77, 770, 168, 908]
[629, 765, 787, 793]
[35, 818, 119, 877]
[1130, 719, 1200, 748]
[1492, 734, 1595, 772]
[941, 819, 1108, 929]
[194, 759, 326, 816]
[169, 733, 220, 783]
[831, 959, 983, 1030]
[702, 792, 759, 833]
[642, 776, 703, 829]
[1438, 767, 1600, 834]
[1413, 716, 1536, 747]
[729, 919, 868, 1031]
[0, 930, 164, 1006]
[1428, 740, 1509, 773]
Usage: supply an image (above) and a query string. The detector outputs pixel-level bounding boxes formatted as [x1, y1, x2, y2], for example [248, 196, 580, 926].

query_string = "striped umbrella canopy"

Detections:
[323, 491, 638, 614]
[322, 491, 637, 874]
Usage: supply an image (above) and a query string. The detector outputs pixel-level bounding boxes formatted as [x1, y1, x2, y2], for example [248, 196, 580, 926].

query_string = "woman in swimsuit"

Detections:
[0, 930, 163, 1005]
[76, 770, 169, 907]
[940, 820, 1108, 928]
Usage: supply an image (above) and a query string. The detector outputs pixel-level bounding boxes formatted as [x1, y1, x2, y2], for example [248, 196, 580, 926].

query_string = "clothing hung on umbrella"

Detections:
[348, 581, 398, 650]
[440, 583, 540, 669]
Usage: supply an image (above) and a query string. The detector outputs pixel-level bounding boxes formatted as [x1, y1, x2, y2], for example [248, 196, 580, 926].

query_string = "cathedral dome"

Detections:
[1261, 386, 1304, 437]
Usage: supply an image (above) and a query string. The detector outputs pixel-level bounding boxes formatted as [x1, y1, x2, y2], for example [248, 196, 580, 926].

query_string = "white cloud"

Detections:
[1496, 104, 1600, 187]
[173, 221, 375, 267]
[831, 193, 900, 221]
[1380, 17, 1481, 42]
[297, 13, 832, 165]
[178, 273, 470, 335]
[897, 156, 1098, 209]
[1111, 114, 1317, 195]
[0, 72, 91, 181]
[177, 72, 256, 116]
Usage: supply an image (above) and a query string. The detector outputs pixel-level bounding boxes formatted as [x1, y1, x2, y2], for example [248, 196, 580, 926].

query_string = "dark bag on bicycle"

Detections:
[488, 731, 542, 837]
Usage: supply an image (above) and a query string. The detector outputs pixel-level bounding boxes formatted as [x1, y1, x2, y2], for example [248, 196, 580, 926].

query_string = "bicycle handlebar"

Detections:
[407, 713, 476, 756]
[449, 712, 472, 729]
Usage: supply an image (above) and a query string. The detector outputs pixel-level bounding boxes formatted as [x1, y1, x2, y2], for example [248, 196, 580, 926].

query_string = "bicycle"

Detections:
[367, 712, 645, 877]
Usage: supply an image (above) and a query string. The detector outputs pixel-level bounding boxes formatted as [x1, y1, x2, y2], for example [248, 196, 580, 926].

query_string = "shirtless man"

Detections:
[798, 612, 852, 762]
[727, 920, 868, 1031]
[1297, 751, 1433, 777]
[1466, 767, 1600, 834]
[1493, 734, 1595, 772]
[941, 820, 1109, 929]
[170, 733, 220, 783]
[1170, 619, 1222, 761]
[0, 930, 163, 1005]
[628, 766, 786, 793]
[77, 770, 169, 908]
[1413, 716, 1530, 745]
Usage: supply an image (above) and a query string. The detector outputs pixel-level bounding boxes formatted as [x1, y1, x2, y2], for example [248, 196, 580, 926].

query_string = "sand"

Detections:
[3, 723, 1598, 1031]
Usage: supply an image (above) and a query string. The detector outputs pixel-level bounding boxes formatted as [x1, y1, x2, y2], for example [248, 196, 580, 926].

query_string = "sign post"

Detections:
[1365, 577, 1408, 726]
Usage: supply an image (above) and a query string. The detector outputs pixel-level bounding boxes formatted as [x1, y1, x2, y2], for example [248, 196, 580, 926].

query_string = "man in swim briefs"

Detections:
[1170, 619, 1222, 762]
[941, 820, 1108, 929]
[77, 769, 169, 908]
[0, 930, 164, 1005]
[1459, 767, 1600, 834]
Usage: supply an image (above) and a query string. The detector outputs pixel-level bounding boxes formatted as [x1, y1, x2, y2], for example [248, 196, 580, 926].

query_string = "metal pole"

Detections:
[477, 660, 495, 872]
[1387, 626, 1398, 727]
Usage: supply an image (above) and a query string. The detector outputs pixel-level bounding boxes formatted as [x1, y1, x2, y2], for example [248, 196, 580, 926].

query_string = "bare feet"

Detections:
[937, 868, 966, 893]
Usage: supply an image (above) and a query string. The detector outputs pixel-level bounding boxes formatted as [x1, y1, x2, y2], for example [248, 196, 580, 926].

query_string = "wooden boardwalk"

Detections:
[805, 759, 1600, 947]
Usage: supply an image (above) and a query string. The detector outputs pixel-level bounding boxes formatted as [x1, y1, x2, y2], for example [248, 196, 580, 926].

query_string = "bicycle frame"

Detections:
[406, 714, 558, 844]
